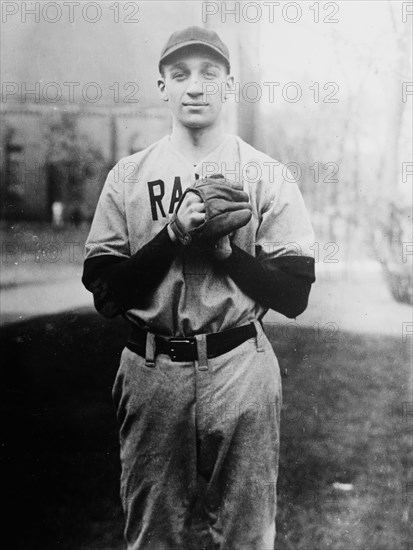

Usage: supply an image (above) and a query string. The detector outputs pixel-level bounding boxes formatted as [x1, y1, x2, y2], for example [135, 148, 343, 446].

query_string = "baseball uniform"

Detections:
[83, 133, 315, 549]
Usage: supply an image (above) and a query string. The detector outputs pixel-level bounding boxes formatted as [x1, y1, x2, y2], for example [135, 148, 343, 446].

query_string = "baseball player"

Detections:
[82, 26, 315, 550]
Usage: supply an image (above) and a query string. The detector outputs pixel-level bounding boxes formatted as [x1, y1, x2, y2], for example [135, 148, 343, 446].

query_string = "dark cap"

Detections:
[159, 26, 230, 73]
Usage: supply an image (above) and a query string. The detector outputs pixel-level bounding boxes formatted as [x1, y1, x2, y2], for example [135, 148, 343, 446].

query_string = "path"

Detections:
[1, 261, 411, 338]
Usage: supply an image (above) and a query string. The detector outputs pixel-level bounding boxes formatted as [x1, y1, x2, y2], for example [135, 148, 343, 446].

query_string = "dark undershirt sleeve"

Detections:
[220, 244, 316, 319]
[82, 225, 181, 318]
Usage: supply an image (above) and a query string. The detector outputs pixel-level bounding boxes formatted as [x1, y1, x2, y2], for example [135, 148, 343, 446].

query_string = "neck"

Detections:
[170, 123, 226, 165]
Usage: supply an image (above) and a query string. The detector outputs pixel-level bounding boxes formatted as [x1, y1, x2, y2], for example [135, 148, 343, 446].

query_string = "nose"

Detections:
[186, 76, 203, 97]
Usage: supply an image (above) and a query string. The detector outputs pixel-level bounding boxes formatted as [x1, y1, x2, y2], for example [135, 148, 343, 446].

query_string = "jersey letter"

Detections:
[169, 177, 183, 213]
[148, 179, 166, 221]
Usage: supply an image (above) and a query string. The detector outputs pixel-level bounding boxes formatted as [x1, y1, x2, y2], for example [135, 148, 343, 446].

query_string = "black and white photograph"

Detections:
[1, 1, 412, 549]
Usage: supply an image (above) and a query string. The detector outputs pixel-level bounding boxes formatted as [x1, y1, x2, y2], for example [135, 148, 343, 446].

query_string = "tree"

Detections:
[43, 111, 105, 224]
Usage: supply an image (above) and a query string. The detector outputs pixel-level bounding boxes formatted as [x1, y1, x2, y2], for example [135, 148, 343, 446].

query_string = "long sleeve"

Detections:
[223, 161, 316, 318]
[82, 162, 183, 318]
[82, 225, 181, 318]
[220, 244, 315, 318]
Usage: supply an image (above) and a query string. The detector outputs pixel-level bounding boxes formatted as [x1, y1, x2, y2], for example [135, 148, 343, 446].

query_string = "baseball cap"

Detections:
[159, 26, 230, 73]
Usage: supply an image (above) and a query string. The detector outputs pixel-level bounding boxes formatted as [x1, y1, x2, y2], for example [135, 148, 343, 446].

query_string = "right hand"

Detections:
[176, 192, 206, 232]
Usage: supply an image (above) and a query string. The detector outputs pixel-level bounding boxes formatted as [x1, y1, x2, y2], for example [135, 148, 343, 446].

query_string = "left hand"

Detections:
[212, 236, 232, 261]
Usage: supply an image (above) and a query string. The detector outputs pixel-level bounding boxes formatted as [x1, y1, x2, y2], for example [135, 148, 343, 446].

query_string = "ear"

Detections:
[157, 77, 168, 102]
[223, 74, 235, 100]
[225, 74, 234, 88]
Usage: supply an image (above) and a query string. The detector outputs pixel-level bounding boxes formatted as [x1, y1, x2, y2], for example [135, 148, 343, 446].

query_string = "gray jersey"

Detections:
[85, 134, 315, 336]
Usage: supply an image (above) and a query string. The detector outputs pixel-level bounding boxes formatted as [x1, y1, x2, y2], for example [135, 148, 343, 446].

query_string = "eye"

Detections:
[172, 72, 186, 80]
[204, 71, 218, 79]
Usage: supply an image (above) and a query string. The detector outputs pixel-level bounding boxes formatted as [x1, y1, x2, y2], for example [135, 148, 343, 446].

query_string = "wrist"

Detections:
[169, 213, 192, 245]
[167, 223, 177, 242]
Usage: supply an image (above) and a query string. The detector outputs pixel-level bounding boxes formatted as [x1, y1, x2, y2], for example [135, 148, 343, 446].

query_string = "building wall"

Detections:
[1, 2, 260, 220]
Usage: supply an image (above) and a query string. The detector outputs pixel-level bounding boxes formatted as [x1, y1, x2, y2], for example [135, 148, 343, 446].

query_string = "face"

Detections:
[158, 49, 233, 130]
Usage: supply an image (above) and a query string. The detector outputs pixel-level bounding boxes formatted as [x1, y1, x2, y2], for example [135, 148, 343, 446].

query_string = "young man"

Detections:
[82, 26, 315, 550]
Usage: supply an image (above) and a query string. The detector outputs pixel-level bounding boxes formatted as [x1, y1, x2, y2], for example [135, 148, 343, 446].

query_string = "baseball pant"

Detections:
[112, 321, 282, 550]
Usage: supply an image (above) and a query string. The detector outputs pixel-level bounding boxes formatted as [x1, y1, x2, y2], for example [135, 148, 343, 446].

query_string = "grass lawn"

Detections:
[1, 309, 411, 550]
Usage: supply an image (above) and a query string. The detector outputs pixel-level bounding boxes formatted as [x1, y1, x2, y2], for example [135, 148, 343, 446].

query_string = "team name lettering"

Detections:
[147, 177, 184, 221]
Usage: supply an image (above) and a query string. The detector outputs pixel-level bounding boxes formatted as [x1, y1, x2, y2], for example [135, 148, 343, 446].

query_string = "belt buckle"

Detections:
[168, 338, 196, 361]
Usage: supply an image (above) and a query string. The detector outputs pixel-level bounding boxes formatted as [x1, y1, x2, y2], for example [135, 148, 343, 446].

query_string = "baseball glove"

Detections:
[169, 174, 252, 246]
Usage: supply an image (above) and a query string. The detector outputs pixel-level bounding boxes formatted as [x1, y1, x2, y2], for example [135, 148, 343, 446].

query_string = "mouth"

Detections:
[182, 102, 208, 107]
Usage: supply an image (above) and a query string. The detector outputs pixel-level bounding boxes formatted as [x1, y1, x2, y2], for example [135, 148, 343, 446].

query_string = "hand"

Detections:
[212, 236, 232, 261]
[176, 192, 205, 232]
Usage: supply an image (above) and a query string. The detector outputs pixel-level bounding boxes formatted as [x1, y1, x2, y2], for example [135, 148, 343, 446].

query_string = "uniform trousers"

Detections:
[112, 320, 282, 550]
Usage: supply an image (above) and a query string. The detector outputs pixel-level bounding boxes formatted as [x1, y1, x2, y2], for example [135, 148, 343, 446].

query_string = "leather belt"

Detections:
[126, 322, 257, 362]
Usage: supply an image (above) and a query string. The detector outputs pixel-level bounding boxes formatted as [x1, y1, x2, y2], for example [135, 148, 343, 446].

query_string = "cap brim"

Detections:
[159, 40, 230, 70]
